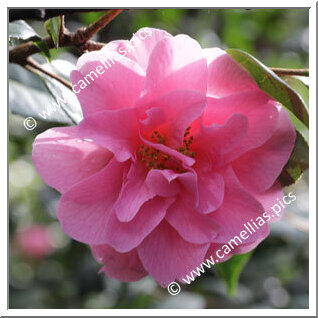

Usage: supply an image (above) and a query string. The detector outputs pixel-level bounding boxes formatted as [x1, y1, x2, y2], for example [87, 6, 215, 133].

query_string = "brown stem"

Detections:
[270, 67, 309, 77]
[79, 40, 105, 52]
[25, 57, 73, 90]
[24, 62, 77, 124]
[9, 9, 108, 22]
[72, 9, 123, 43]
[9, 9, 123, 64]
[59, 15, 65, 46]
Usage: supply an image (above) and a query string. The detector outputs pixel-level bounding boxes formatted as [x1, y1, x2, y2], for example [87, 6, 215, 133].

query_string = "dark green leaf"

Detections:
[45, 17, 61, 48]
[34, 40, 51, 62]
[9, 20, 41, 42]
[282, 76, 309, 110]
[39, 74, 82, 125]
[286, 109, 309, 145]
[9, 78, 82, 125]
[226, 49, 309, 127]
[279, 132, 309, 187]
[215, 252, 253, 296]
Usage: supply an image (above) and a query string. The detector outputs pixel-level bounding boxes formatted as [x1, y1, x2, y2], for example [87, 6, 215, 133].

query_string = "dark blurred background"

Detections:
[9, 9, 309, 309]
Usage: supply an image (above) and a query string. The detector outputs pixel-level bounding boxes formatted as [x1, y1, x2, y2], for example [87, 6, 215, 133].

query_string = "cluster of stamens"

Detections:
[178, 126, 196, 158]
[138, 127, 196, 172]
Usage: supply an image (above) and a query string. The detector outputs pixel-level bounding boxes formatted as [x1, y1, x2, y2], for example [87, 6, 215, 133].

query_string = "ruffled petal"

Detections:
[113, 162, 155, 222]
[196, 170, 225, 214]
[203, 91, 279, 161]
[195, 113, 248, 168]
[142, 34, 208, 100]
[210, 166, 270, 246]
[92, 245, 147, 282]
[145, 169, 181, 197]
[32, 126, 112, 193]
[139, 90, 206, 148]
[165, 199, 219, 244]
[205, 48, 258, 97]
[57, 158, 127, 244]
[71, 47, 145, 116]
[137, 221, 209, 286]
[253, 181, 285, 222]
[232, 107, 296, 192]
[106, 196, 174, 252]
[78, 107, 139, 162]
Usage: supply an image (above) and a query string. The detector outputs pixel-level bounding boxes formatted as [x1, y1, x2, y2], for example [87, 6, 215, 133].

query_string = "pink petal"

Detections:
[91, 245, 147, 282]
[72, 48, 145, 115]
[106, 197, 174, 252]
[196, 171, 225, 214]
[70, 70, 112, 116]
[203, 91, 279, 161]
[145, 169, 181, 197]
[165, 198, 219, 244]
[137, 220, 209, 286]
[204, 48, 258, 97]
[113, 162, 155, 222]
[102, 28, 172, 71]
[32, 126, 111, 193]
[146, 168, 199, 203]
[57, 158, 127, 244]
[232, 107, 296, 192]
[211, 166, 270, 246]
[139, 90, 206, 148]
[253, 181, 285, 222]
[205, 243, 233, 263]
[195, 114, 248, 168]
[79, 107, 139, 162]
[143, 34, 208, 100]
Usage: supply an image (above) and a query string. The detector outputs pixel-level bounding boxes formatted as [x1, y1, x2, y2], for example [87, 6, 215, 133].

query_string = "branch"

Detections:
[9, 9, 107, 22]
[72, 9, 123, 43]
[59, 15, 65, 46]
[271, 67, 309, 77]
[9, 9, 123, 64]
[24, 62, 77, 124]
[25, 57, 73, 90]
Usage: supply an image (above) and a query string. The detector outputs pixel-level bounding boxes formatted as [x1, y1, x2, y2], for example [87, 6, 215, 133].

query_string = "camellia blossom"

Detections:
[32, 28, 296, 286]
[14, 225, 54, 259]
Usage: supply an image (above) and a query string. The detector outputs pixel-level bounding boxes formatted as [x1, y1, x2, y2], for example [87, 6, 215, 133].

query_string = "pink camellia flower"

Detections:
[14, 225, 54, 259]
[32, 28, 295, 286]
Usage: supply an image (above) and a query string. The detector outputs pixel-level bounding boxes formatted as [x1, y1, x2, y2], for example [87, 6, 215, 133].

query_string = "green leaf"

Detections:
[9, 20, 52, 62]
[39, 74, 82, 125]
[279, 132, 309, 187]
[282, 76, 309, 110]
[45, 17, 61, 48]
[286, 109, 309, 145]
[215, 252, 253, 296]
[9, 75, 82, 125]
[9, 20, 41, 42]
[34, 40, 51, 62]
[226, 49, 309, 128]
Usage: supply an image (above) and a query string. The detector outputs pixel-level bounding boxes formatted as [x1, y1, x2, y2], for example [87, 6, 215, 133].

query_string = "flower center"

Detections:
[138, 126, 196, 172]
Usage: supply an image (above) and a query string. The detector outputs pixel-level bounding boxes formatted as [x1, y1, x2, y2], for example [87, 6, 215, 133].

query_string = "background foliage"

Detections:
[9, 9, 309, 309]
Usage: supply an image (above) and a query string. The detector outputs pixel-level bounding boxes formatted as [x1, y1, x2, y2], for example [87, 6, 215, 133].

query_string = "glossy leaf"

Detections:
[226, 49, 309, 127]
[9, 63, 82, 125]
[279, 132, 309, 187]
[215, 252, 253, 296]
[45, 17, 61, 48]
[34, 41, 52, 62]
[282, 76, 309, 110]
[9, 20, 41, 42]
